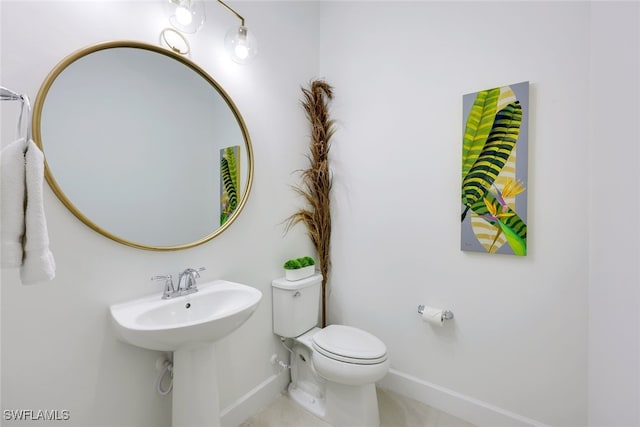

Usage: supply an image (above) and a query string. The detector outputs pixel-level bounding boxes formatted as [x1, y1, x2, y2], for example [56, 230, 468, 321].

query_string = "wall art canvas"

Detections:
[220, 145, 240, 225]
[461, 81, 529, 256]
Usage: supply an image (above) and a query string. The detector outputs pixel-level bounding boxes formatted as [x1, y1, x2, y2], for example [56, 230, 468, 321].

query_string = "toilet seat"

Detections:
[312, 325, 387, 365]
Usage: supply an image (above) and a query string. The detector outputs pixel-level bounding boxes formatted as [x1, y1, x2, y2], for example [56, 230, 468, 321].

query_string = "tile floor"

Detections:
[240, 387, 476, 427]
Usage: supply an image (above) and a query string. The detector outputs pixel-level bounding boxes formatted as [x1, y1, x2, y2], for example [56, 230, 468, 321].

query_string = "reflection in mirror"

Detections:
[33, 41, 253, 250]
[160, 28, 191, 55]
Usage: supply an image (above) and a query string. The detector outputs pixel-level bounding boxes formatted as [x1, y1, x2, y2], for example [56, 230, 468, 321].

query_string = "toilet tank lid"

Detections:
[272, 273, 323, 290]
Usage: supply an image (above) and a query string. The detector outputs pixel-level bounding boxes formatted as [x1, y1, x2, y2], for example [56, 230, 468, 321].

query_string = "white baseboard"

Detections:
[218, 367, 549, 427]
[378, 369, 550, 427]
[220, 370, 290, 427]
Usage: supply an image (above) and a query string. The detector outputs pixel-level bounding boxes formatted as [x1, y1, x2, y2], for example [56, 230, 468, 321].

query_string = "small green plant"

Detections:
[299, 256, 316, 267]
[283, 257, 316, 270]
[283, 259, 303, 270]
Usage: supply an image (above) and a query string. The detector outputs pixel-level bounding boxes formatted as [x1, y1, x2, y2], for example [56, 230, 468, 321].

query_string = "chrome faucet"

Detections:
[151, 267, 205, 299]
[177, 267, 206, 295]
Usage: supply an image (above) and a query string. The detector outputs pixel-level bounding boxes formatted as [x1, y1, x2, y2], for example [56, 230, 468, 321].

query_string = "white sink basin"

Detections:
[110, 280, 262, 351]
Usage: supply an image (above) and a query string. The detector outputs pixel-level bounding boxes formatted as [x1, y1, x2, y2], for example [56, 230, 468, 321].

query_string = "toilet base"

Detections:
[287, 382, 326, 419]
[288, 381, 381, 427]
[325, 381, 380, 427]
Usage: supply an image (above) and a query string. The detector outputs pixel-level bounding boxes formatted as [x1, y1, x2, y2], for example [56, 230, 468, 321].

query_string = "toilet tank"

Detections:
[272, 273, 322, 338]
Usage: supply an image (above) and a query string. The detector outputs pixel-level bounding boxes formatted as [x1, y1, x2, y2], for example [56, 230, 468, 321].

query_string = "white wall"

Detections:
[2, 2, 639, 427]
[588, 2, 640, 426]
[1, 1, 318, 426]
[319, 2, 592, 426]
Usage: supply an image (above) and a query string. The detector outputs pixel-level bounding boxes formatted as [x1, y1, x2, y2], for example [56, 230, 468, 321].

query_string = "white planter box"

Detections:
[284, 265, 315, 281]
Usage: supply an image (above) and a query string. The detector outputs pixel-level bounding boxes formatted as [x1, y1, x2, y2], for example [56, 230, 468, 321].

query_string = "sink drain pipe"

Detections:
[156, 358, 173, 395]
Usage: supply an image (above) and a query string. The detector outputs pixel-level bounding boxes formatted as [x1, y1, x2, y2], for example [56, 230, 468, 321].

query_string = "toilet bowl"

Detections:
[272, 274, 390, 427]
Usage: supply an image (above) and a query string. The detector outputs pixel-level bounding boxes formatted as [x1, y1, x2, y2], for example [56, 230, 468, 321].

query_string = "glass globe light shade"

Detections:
[175, 6, 193, 26]
[224, 26, 258, 64]
[169, 0, 205, 34]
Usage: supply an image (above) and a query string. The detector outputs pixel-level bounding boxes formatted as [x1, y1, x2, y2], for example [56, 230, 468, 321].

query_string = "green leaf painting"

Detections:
[220, 146, 240, 225]
[460, 82, 529, 256]
[462, 87, 500, 178]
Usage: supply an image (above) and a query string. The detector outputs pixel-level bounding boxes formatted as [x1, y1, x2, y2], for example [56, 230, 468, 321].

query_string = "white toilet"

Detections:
[272, 273, 390, 427]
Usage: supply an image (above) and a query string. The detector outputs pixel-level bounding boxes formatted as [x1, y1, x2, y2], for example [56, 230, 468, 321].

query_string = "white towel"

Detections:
[1, 138, 26, 268]
[0, 139, 55, 284]
[20, 140, 55, 284]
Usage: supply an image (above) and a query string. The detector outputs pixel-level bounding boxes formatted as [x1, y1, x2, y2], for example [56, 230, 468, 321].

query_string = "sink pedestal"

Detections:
[172, 343, 220, 427]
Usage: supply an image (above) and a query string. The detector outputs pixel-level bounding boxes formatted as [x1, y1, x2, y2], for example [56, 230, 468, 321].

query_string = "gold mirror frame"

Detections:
[33, 41, 254, 251]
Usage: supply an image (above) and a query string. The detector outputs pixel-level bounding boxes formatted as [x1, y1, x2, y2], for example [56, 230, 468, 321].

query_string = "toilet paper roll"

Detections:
[422, 306, 444, 326]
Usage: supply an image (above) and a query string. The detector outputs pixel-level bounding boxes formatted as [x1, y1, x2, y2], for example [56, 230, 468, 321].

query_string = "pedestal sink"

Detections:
[109, 280, 262, 427]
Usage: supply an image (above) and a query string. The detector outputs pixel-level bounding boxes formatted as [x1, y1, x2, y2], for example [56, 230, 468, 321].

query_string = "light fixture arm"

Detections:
[217, 0, 245, 26]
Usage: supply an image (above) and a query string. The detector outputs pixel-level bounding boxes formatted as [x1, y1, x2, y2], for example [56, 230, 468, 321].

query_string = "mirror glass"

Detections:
[33, 41, 253, 250]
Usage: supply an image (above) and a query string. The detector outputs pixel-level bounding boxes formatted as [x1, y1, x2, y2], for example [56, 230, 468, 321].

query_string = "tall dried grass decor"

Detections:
[286, 80, 335, 328]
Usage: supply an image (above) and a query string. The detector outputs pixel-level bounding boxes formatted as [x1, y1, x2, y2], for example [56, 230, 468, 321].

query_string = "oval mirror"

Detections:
[33, 41, 253, 250]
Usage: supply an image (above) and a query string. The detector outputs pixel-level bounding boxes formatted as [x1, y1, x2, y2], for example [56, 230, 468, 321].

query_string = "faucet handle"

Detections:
[192, 267, 206, 282]
[186, 267, 206, 278]
[151, 274, 175, 298]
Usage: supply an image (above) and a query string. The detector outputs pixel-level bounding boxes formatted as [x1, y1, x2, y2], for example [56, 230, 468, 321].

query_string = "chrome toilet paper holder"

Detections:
[418, 304, 454, 321]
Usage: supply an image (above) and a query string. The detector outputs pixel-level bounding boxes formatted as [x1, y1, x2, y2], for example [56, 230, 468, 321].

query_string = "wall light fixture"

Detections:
[164, 0, 258, 64]
[168, 0, 205, 34]
[218, 0, 258, 64]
